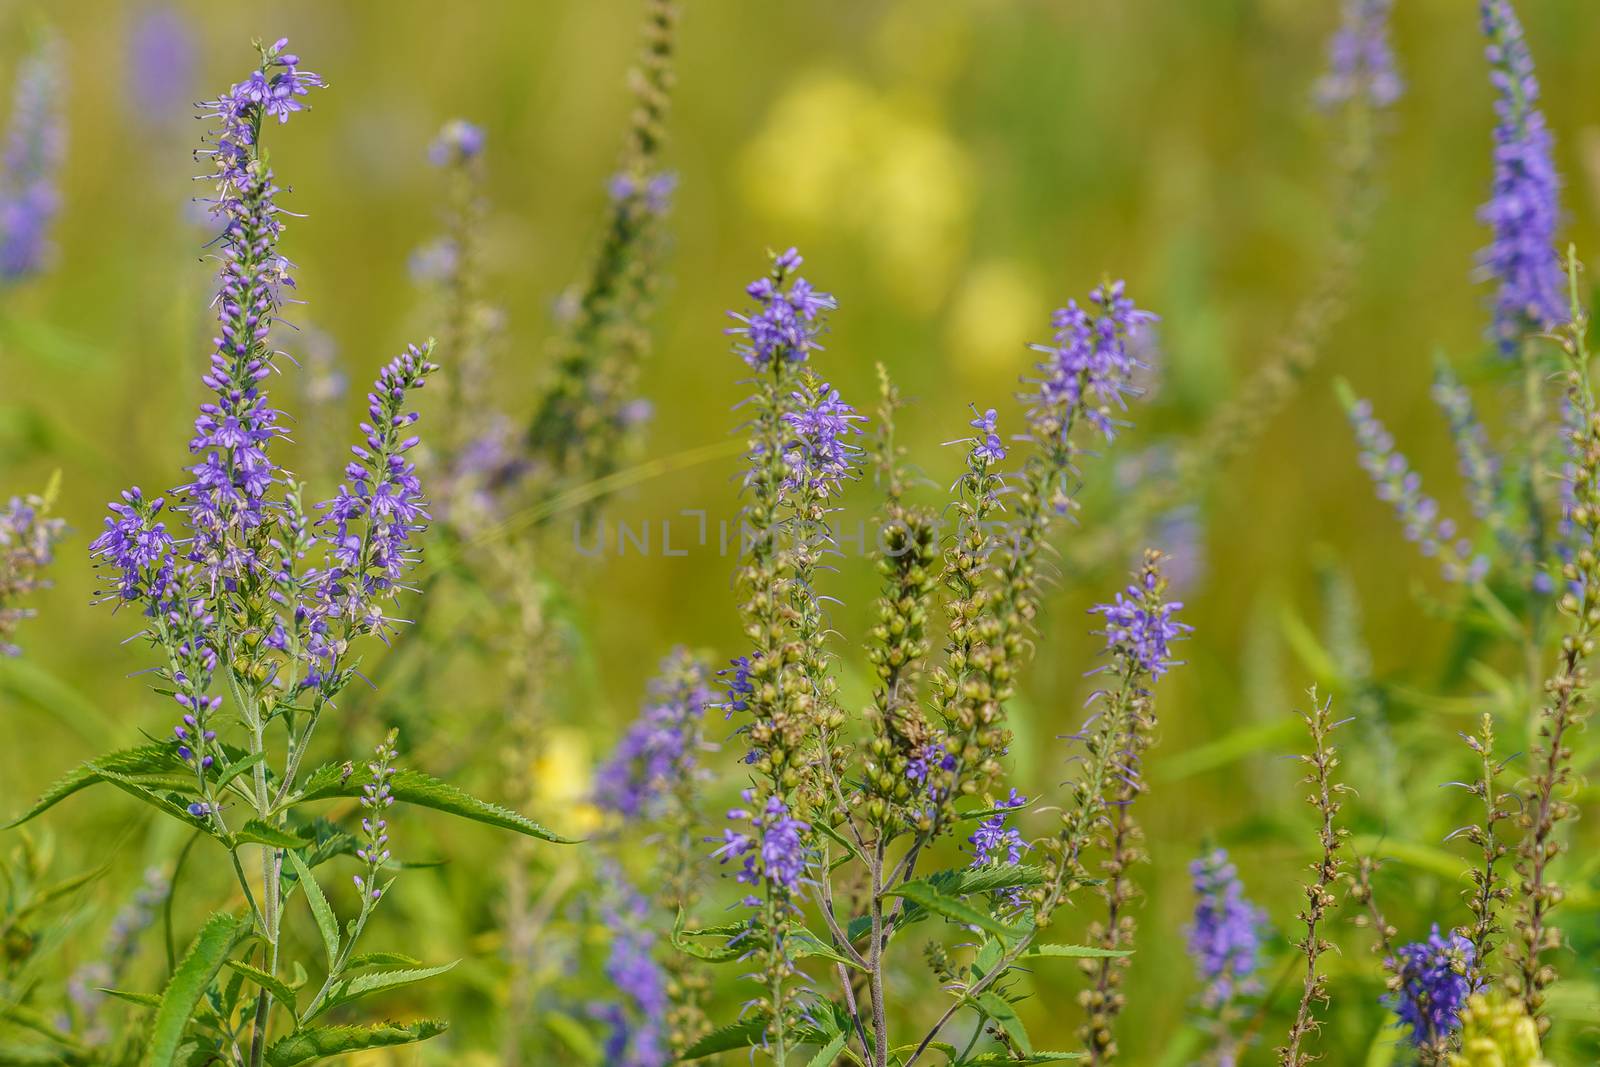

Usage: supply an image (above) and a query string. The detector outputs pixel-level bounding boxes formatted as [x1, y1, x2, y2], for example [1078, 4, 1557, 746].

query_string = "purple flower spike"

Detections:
[594, 651, 715, 820]
[1384, 925, 1480, 1046]
[0, 36, 64, 282]
[428, 118, 485, 167]
[1478, 0, 1565, 353]
[1316, 0, 1403, 110]
[1186, 849, 1269, 1008]
[1091, 567, 1189, 679]
[727, 248, 836, 369]
[1028, 281, 1156, 444]
[780, 381, 866, 499]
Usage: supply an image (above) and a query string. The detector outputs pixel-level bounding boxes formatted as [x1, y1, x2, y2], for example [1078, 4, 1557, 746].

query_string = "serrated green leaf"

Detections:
[793, 929, 867, 972]
[97, 988, 162, 1008]
[805, 1032, 849, 1067]
[976, 992, 1031, 1054]
[284, 850, 339, 970]
[926, 864, 1048, 897]
[1020, 943, 1131, 960]
[343, 951, 422, 970]
[142, 912, 249, 1067]
[235, 820, 310, 850]
[885, 880, 1019, 940]
[296, 765, 573, 842]
[309, 962, 457, 1020]
[671, 908, 746, 963]
[6, 744, 180, 827]
[263, 1020, 447, 1066]
[224, 959, 297, 1015]
[678, 1014, 772, 1060]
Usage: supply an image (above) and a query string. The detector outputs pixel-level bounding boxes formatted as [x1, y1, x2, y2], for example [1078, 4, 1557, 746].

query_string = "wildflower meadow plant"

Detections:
[617, 248, 1191, 1067]
[0, 33, 63, 283]
[4, 40, 564, 1065]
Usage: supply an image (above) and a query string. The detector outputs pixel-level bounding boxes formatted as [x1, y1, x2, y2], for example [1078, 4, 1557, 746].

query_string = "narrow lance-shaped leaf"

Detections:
[295, 764, 574, 843]
[263, 1020, 448, 1067]
[142, 912, 250, 1067]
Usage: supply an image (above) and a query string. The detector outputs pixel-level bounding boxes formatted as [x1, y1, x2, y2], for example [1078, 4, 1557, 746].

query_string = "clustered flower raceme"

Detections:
[181, 40, 322, 585]
[1385, 925, 1482, 1048]
[969, 788, 1027, 867]
[780, 381, 866, 499]
[301, 344, 437, 682]
[0, 35, 64, 282]
[1431, 363, 1502, 524]
[64, 866, 170, 1046]
[428, 117, 485, 167]
[89, 45, 437, 820]
[1344, 393, 1490, 584]
[1090, 567, 1190, 679]
[1316, 0, 1403, 110]
[354, 729, 399, 904]
[593, 865, 672, 1067]
[1186, 849, 1270, 1009]
[608, 169, 677, 216]
[0, 487, 67, 656]
[1478, 0, 1565, 353]
[1027, 280, 1156, 445]
[727, 248, 836, 370]
[714, 792, 811, 896]
[595, 650, 716, 820]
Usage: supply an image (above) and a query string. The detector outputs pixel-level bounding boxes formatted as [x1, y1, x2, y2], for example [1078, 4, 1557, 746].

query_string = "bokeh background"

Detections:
[4, 0, 1600, 1062]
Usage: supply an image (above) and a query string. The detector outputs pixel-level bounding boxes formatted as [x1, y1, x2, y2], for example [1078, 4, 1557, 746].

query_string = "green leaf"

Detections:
[142, 912, 250, 1067]
[793, 929, 867, 972]
[296, 765, 574, 842]
[976, 992, 1031, 1054]
[213, 752, 267, 793]
[805, 1032, 849, 1067]
[678, 1015, 772, 1060]
[224, 959, 298, 1015]
[284, 850, 339, 970]
[542, 1010, 602, 1064]
[7, 744, 181, 827]
[308, 962, 457, 1020]
[671, 909, 745, 963]
[235, 820, 311, 850]
[263, 1020, 447, 1066]
[14, 866, 105, 921]
[925, 864, 1047, 897]
[97, 988, 162, 1008]
[959, 1054, 1082, 1064]
[1020, 943, 1131, 960]
[885, 880, 1019, 940]
[343, 951, 422, 969]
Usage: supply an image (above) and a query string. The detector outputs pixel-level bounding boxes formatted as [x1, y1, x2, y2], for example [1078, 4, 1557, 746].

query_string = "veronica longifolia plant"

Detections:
[5, 40, 564, 1065]
[652, 249, 1185, 1067]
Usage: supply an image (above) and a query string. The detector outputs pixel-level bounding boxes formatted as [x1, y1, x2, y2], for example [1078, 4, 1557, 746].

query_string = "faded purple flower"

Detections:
[0, 37, 64, 281]
[0, 489, 66, 656]
[1316, 0, 1403, 109]
[127, 7, 196, 123]
[1345, 393, 1489, 583]
[1479, 0, 1565, 353]
[1186, 849, 1269, 1008]
[594, 650, 714, 819]
[428, 118, 485, 167]
[592, 867, 670, 1067]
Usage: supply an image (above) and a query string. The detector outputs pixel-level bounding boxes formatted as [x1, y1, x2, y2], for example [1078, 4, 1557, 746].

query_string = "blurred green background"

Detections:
[4, 0, 1600, 1062]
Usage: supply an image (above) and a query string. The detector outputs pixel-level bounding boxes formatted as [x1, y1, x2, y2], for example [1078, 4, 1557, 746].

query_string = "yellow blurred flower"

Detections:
[946, 259, 1043, 381]
[1448, 995, 1551, 1067]
[738, 72, 973, 312]
[530, 726, 602, 835]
